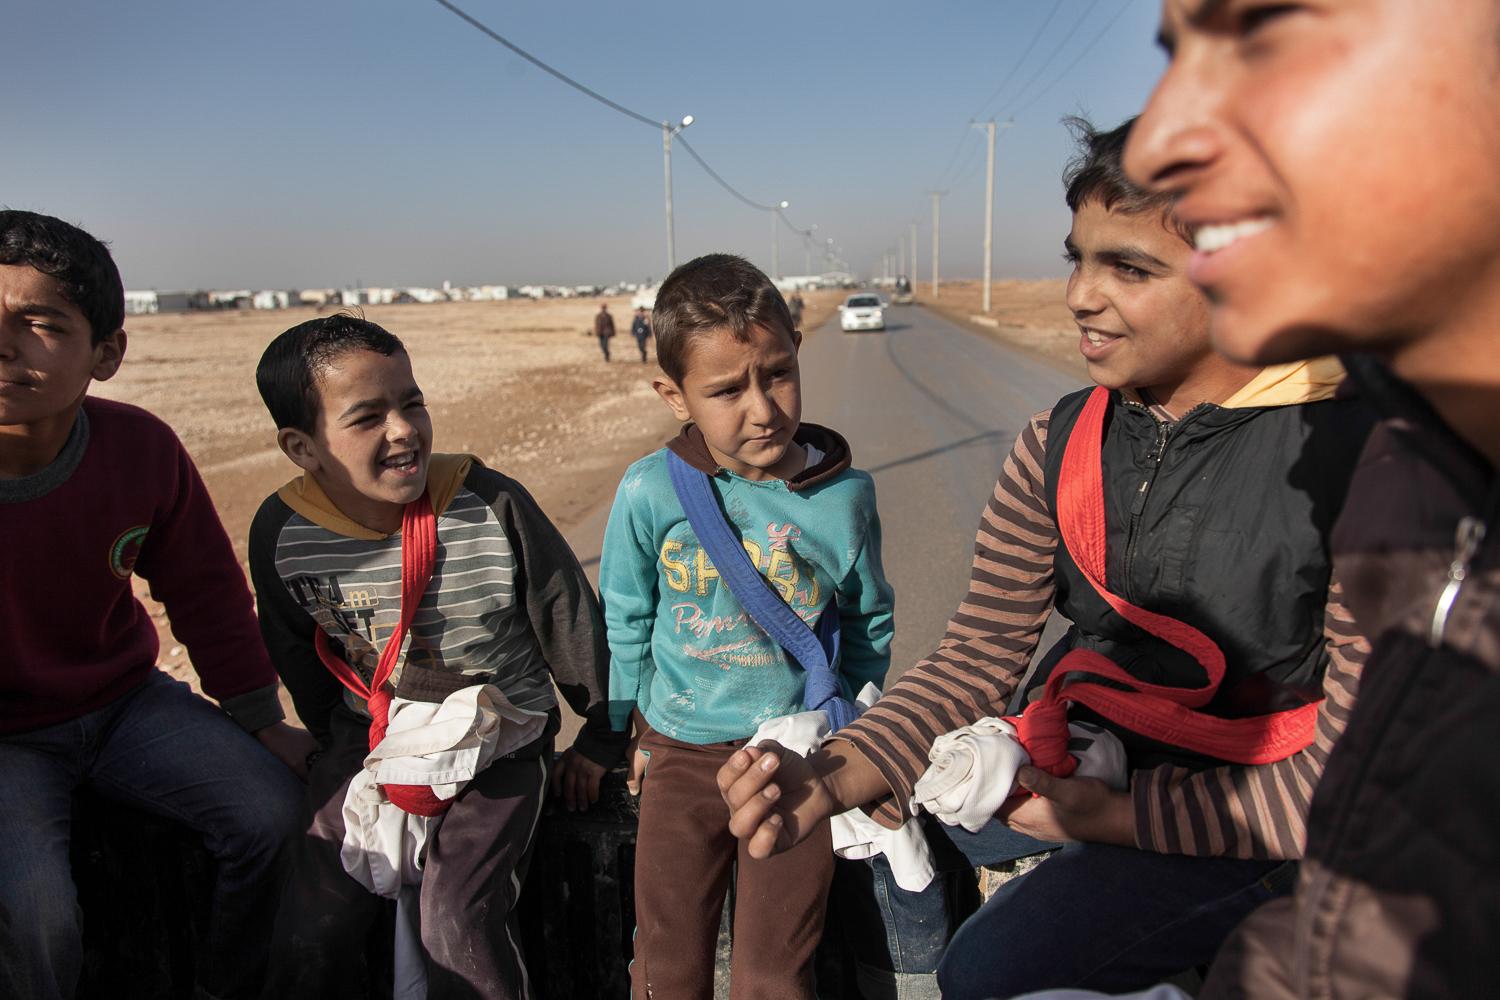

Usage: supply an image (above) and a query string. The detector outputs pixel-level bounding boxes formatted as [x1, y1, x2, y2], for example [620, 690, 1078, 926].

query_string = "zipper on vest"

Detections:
[1429, 515, 1486, 648]
[1122, 415, 1171, 601]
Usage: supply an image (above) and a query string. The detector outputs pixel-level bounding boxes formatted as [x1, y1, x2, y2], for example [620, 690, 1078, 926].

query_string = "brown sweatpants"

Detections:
[631, 728, 834, 1000]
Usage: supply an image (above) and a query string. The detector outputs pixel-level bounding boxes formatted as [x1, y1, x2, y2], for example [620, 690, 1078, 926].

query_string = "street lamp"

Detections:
[771, 200, 788, 281]
[662, 114, 693, 274]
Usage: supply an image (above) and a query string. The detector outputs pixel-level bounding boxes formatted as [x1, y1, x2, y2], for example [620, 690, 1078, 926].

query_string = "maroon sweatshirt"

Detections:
[0, 397, 283, 735]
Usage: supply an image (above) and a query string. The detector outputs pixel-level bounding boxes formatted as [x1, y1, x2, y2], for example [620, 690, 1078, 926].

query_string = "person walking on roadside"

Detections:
[630, 306, 651, 364]
[788, 290, 805, 329]
[594, 302, 616, 362]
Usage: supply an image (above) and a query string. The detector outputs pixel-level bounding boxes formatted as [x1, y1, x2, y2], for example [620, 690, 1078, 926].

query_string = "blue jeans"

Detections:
[863, 817, 1294, 999]
[0, 671, 304, 1000]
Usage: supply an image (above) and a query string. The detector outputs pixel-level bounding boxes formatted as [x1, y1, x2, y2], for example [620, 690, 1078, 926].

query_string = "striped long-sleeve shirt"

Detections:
[838, 409, 1367, 860]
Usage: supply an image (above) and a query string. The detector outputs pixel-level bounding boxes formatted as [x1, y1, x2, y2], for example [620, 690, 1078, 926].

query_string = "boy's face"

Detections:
[1064, 200, 1217, 408]
[0, 264, 124, 429]
[653, 323, 804, 482]
[278, 348, 432, 532]
[1124, 0, 1500, 366]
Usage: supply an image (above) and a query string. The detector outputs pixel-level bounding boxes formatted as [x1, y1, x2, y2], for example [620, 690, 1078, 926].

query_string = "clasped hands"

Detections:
[714, 740, 1135, 859]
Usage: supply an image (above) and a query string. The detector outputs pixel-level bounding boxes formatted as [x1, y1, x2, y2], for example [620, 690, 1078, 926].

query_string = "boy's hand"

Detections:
[998, 766, 1135, 846]
[625, 707, 649, 796]
[254, 721, 319, 781]
[625, 739, 650, 797]
[550, 747, 607, 812]
[717, 742, 842, 860]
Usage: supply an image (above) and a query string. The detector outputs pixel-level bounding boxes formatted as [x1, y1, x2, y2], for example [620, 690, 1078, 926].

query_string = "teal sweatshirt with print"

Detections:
[601, 423, 895, 744]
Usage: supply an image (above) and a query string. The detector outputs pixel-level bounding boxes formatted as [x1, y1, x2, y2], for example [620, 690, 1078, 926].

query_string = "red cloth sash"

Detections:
[313, 496, 451, 817]
[1010, 386, 1321, 777]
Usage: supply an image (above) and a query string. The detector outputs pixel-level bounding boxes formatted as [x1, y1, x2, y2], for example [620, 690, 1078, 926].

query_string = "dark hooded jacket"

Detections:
[1203, 356, 1500, 998]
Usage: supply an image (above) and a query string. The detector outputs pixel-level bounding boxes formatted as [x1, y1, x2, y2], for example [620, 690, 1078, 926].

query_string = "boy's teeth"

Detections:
[1194, 217, 1272, 254]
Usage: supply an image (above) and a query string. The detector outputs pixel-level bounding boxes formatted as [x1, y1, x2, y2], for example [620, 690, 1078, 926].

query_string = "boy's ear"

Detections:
[651, 375, 693, 422]
[276, 427, 321, 473]
[90, 329, 127, 382]
[791, 328, 803, 351]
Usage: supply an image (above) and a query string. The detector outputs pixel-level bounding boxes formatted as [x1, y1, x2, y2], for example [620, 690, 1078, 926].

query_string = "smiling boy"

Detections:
[599, 253, 895, 999]
[1120, 1, 1500, 995]
[0, 210, 307, 1000]
[249, 315, 622, 998]
[714, 119, 1376, 998]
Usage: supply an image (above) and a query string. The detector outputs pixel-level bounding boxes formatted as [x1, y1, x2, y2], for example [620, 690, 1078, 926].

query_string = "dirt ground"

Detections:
[100, 289, 845, 708]
[914, 278, 1087, 376]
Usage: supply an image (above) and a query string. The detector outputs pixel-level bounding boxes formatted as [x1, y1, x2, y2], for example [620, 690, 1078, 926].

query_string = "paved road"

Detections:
[562, 304, 1082, 711]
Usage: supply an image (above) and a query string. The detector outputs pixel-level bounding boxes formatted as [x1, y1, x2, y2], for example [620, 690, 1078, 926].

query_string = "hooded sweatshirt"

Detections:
[248, 454, 623, 765]
[840, 358, 1375, 859]
[600, 423, 895, 744]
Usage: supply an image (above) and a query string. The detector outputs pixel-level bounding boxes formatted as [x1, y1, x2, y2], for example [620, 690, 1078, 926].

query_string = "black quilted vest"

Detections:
[1027, 386, 1375, 770]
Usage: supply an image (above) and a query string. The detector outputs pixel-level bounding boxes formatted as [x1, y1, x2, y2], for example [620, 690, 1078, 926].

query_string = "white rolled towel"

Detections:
[341, 684, 550, 898]
[749, 684, 937, 892]
[913, 717, 1127, 833]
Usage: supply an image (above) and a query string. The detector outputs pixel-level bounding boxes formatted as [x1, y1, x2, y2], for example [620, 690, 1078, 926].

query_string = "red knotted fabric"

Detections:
[313, 496, 452, 817]
[1007, 386, 1322, 778]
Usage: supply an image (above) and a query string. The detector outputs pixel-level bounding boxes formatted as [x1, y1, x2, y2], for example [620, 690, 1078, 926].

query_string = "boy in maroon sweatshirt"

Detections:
[0, 210, 309, 1000]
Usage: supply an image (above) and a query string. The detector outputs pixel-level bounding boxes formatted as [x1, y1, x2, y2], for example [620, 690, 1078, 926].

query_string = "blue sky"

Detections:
[6, 0, 1166, 290]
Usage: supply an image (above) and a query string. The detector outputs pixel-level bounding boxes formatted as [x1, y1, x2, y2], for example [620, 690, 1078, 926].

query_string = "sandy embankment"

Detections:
[914, 278, 1086, 376]
[99, 289, 844, 720]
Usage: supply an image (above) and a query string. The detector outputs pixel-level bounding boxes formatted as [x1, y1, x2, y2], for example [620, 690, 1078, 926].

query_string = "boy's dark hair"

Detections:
[652, 254, 796, 384]
[0, 210, 125, 345]
[256, 314, 405, 432]
[1062, 116, 1186, 239]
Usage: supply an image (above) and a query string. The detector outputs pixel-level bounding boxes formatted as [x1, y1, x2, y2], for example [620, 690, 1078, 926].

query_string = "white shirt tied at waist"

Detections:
[750, 683, 938, 893]
[912, 717, 1127, 833]
[340, 683, 550, 898]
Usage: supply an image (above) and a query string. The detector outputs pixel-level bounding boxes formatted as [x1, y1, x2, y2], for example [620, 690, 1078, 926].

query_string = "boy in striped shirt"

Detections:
[249, 315, 622, 999]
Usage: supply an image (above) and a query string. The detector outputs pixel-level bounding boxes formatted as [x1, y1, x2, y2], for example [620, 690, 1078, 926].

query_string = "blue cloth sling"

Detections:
[666, 451, 860, 732]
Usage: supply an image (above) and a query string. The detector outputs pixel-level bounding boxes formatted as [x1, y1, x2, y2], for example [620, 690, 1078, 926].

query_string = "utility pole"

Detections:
[771, 200, 788, 280]
[662, 125, 675, 274]
[928, 191, 946, 298]
[899, 234, 907, 280]
[662, 115, 693, 274]
[910, 222, 918, 287]
[973, 119, 1013, 314]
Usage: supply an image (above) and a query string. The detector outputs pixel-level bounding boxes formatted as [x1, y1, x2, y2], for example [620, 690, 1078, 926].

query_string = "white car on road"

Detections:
[840, 294, 885, 333]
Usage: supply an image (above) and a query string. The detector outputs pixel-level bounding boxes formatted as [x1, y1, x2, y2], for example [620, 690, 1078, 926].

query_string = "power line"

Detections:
[430, 0, 801, 224]
[933, 125, 983, 188]
[997, 0, 1105, 119]
[1009, 0, 1138, 120]
[430, 0, 659, 129]
[779, 210, 813, 237]
[949, 137, 989, 189]
[973, 2, 1064, 119]
[674, 135, 776, 212]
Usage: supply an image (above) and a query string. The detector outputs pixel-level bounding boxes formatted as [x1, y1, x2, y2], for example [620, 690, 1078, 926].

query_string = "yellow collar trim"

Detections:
[1220, 356, 1345, 409]
[276, 453, 475, 539]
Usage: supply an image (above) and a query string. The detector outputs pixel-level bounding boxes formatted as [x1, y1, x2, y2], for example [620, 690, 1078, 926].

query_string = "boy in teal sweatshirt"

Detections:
[601, 253, 894, 999]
